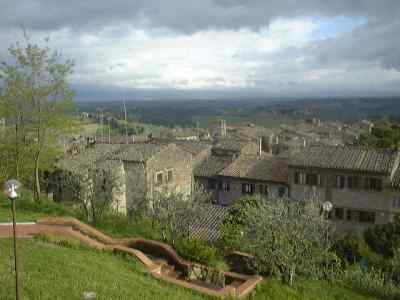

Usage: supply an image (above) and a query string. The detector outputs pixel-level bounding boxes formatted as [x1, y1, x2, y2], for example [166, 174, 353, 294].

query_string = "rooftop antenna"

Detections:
[123, 97, 129, 144]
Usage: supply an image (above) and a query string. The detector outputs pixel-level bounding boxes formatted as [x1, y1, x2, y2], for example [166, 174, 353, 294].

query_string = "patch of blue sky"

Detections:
[311, 15, 367, 40]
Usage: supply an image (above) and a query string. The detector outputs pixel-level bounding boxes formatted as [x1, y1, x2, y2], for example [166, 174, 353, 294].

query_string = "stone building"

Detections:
[112, 143, 193, 213]
[54, 144, 127, 215]
[288, 145, 400, 232]
[54, 142, 194, 216]
[194, 138, 289, 206]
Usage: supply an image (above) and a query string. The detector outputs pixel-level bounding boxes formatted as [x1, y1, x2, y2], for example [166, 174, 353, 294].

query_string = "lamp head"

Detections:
[322, 201, 333, 213]
[4, 179, 21, 200]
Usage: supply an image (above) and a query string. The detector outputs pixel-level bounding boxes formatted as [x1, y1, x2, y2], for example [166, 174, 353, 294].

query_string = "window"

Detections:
[155, 171, 163, 185]
[167, 169, 173, 183]
[347, 210, 375, 224]
[306, 174, 320, 186]
[242, 183, 255, 195]
[208, 179, 216, 190]
[334, 208, 344, 220]
[278, 187, 286, 198]
[335, 175, 346, 189]
[294, 172, 306, 184]
[364, 177, 382, 191]
[264, 185, 269, 196]
[222, 182, 230, 192]
[359, 211, 375, 224]
[393, 197, 400, 208]
[348, 176, 360, 189]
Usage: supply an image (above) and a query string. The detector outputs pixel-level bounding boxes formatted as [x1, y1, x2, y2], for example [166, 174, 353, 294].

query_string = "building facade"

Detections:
[289, 146, 400, 232]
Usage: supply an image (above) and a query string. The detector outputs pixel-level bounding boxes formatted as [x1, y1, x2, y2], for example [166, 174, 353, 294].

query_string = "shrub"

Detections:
[333, 234, 374, 265]
[364, 214, 400, 258]
[219, 195, 262, 253]
[175, 238, 218, 266]
[343, 265, 400, 300]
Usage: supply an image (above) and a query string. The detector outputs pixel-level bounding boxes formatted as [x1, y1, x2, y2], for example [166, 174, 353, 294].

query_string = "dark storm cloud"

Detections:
[0, 0, 399, 33]
[307, 19, 400, 71]
[1, 1, 400, 98]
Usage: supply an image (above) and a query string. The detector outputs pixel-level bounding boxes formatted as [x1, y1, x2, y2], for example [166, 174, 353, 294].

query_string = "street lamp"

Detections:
[322, 201, 333, 219]
[4, 179, 22, 300]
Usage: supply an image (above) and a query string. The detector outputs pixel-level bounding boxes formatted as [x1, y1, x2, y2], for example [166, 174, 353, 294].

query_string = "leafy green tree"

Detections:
[364, 214, 400, 258]
[360, 121, 400, 149]
[240, 197, 336, 286]
[151, 185, 211, 246]
[219, 195, 262, 253]
[0, 37, 76, 200]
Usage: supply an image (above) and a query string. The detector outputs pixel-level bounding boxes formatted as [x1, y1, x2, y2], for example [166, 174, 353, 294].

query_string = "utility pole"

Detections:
[123, 99, 129, 144]
[108, 119, 111, 144]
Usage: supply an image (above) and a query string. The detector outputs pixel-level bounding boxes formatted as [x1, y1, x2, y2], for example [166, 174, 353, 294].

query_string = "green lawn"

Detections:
[0, 206, 47, 223]
[0, 239, 379, 300]
[0, 200, 382, 300]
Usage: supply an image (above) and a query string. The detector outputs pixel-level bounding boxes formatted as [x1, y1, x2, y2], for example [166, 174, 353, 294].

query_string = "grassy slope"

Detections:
[0, 205, 378, 300]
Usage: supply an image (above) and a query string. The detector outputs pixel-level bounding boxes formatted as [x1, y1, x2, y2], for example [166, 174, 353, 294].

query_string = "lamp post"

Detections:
[4, 179, 22, 300]
[322, 201, 333, 218]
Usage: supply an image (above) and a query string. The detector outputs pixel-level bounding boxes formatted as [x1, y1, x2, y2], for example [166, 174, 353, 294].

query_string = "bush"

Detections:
[175, 238, 219, 266]
[343, 265, 400, 300]
[219, 195, 263, 253]
[364, 214, 400, 258]
[333, 234, 374, 265]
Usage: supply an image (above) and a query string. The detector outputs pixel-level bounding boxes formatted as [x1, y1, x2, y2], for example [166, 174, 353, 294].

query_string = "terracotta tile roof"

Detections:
[194, 156, 232, 177]
[174, 141, 212, 155]
[219, 155, 289, 183]
[112, 143, 169, 162]
[213, 139, 254, 152]
[391, 167, 400, 189]
[290, 145, 398, 174]
[189, 205, 229, 241]
[57, 144, 123, 171]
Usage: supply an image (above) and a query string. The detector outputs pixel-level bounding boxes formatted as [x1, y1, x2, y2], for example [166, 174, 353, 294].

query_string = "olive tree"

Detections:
[151, 184, 211, 246]
[240, 197, 336, 286]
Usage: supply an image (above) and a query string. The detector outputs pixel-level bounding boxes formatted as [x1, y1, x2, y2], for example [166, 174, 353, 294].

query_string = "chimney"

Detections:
[258, 138, 262, 156]
[221, 119, 227, 137]
[268, 134, 274, 154]
[303, 138, 307, 148]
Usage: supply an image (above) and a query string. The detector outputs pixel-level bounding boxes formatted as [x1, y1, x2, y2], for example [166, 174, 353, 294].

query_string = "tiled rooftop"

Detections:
[194, 156, 233, 178]
[290, 145, 398, 174]
[213, 139, 255, 152]
[219, 155, 289, 183]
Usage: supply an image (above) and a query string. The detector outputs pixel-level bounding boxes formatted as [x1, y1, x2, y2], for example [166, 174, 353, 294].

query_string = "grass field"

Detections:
[0, 200, 380, 300]
[0, 239, 378, 300]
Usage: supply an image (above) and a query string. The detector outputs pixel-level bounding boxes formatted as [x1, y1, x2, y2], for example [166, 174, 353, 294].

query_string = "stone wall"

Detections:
[123, 161, 148, 214]
[196, 176, 288, 206]
[147, 144, 193, 199]
[288, 166, 400, 231]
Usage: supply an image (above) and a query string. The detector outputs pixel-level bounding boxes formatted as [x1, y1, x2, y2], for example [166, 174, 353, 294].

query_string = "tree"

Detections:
[360, 121, 400, 150]
[0, 36, 76, 201]
[240, 197, 336, 286]
[61, 157, 125, 224]
[220, 195, 261, 253]
[151, 185, 211, 246]
[364, 214, 400, 258]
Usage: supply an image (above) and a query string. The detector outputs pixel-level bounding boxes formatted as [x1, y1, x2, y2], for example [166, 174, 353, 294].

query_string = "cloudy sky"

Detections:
[1, 1, 400, 100]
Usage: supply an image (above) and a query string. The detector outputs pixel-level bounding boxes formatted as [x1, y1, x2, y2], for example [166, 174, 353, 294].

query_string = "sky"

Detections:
[0, 1, 400, 100]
